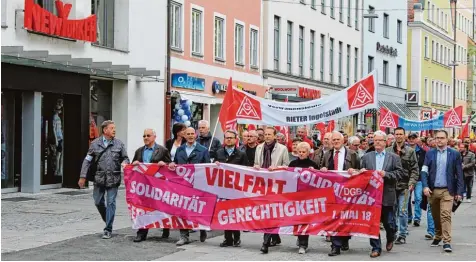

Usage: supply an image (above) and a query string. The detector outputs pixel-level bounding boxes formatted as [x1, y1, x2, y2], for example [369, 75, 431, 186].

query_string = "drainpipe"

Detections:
[451, 0, 457, 137]
[164, 0, 172, 143]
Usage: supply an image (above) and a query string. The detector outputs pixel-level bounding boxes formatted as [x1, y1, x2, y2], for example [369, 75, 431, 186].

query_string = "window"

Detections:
[321, 0, 326, 14]
[436, 44, 439, 62]
[397, 20, 402, 43]
[396, 65, 402, 88]
[383, 60, 388, 84]
[383, 13, 389, 38]
[274, 16, 280, 70]
[330, 0, 335, 18]
[170, 2, 182, 49]
[312, 0, 317, 9]
[299, 26, 304, 76]
[432, 5, 435, 23]
[368, 6, 375, 32]
[235, 23, 244, 65]
[347, 0, 351, 26]
[287, 21, 293, 74]
[310, 30, 315, 79]
[250, 29, 259, 68]
[354, 48, 358, 82]
[368, 56, 374, 73]
[431, 40, 435, 59]
[445, 13, 448, 30]
[191, 9, 203, 55]
[320, 34, 325, 80]
[444, 46, 447, 65]
[1, 0, 6, 26]
[346, 44, 350, 86]
[425, 78, 429, 102]
[214, 17, 224, 60]
[427, 1, 431, 20]
[432, 80, 436, 103]
[355, 0, 359, 29]
[92, 0, 115, 48]
[339, 0, 343, 22]
[440, 11, 443, 27]
[338, 41, 342, 84]
[424, 36, 428, 58]
[436, 8, 439, 25]
[330, 38, 334, 82]
[36, 0, 55, 14]
[440, 44, 443, 63]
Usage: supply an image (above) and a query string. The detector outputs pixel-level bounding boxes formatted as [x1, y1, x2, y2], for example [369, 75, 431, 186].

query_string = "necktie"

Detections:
[334, 150, 340, 170]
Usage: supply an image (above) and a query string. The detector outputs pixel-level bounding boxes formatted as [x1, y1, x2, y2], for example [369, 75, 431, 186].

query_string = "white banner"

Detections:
[233, 71, 378, 126]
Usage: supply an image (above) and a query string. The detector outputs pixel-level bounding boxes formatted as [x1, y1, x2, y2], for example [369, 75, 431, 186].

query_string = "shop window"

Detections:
[171, 97, 203, 131]
[1, 91, 22, 189]
[35, 0, 56, 15]
[92, 0, 115, 48]
[90, 79, 112, 142]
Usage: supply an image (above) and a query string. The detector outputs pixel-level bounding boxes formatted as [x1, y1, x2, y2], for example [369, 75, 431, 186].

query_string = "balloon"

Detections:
[177, 109, 184, 116]
[186, 100, 193, 106]
[184, 109, 191, 116]
[174, 104, 180, 110]
[184, 120, 191, 127]
[174, 114, 182, 122]
[181, 115, 189, 121]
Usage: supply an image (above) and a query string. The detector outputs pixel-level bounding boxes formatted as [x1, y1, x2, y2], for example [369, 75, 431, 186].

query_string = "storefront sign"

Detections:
[24, 0, 97, 42]
[172, 73, 205, 91]
[376, 42, 398, 57]
[269, 86, 321, 99]
[269, 86, 299, 95]
[298, 87, 321, 99]
[212, 81, 257, 95]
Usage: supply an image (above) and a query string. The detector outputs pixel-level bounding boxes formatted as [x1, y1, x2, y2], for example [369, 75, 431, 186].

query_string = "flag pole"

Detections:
[210, 116, 220, 151]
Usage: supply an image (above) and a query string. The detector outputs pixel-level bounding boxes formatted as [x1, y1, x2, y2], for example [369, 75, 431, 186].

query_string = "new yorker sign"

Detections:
[376, 42, 398, 57]
[24, 0, 97, 42]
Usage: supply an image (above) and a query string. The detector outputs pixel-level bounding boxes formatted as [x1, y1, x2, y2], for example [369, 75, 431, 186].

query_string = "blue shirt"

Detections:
[435, 147, 448, 187]
[376, 150, 386, 171]
[226, 147, 234, 156]
[142, 144, 157, 164]
[103, 137, 112, 148]
[185, 142, 197, 157]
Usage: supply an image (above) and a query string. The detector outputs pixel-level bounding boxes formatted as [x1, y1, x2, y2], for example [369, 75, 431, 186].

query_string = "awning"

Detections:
[1, 46, 161, 81]
[172, 90, 223, 105]
[379, 101, 418, 120]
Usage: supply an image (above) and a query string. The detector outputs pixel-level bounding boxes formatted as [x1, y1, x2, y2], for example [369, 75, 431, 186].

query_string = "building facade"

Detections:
[407, 0, 454, 127]
[362, 0, 414, 132]
[168, 0, 265, 140]
[262, 0, 363, 134]
[1, 0, 166, 193]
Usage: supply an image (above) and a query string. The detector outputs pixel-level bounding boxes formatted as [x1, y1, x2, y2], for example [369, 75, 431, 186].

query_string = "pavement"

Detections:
[2, 187, 476, 260]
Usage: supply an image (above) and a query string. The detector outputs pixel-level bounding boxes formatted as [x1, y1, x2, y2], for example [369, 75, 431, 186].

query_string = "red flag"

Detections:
[315, 123, 326, 140]
[247, 124, 256, 131]
[218, 77, 238, 131]
[460, 116, 470, 139]
[326, 120, 335, 132]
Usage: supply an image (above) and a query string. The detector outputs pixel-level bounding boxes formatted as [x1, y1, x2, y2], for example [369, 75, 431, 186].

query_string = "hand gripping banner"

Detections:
[379, 106, 463, 131]
[124, 163, 384, 239]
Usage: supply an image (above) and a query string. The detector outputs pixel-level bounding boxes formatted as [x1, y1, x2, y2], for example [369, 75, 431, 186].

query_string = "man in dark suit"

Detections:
[168, 127, 211, 246]
[132, 128, 172, 242]
[215, 130, 249, 247]
[320, 131, 360, 256]
[361, 131, 403, 258]
[421, 130, 464, 253]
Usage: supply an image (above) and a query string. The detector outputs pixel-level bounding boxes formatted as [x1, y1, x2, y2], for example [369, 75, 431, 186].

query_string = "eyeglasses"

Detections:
[225, 137, 236, 140]
[435, 137, 446, 140]
[143, 134, 152, 138]
[352, 144, 360, 147]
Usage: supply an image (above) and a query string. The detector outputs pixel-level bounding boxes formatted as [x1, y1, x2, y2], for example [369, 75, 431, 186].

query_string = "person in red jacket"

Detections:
[287, 126, 313, 151]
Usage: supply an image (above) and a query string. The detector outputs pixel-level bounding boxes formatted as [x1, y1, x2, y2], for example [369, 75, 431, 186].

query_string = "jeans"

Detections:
[396, 190, 410, 238]
[408, 193, 413, 222]
[465, 176, 474, 199]
[331, 236, 350, 249]
[93, 185, 118, 233]
[370, 206, 395, 253]
[413, 181, 423, 222]
[427, 204, 435, 237]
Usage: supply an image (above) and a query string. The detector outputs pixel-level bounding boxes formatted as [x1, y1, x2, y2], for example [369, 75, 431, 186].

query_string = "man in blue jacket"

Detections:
[421, 130, 464, 253]
[168, 127, 211, 246]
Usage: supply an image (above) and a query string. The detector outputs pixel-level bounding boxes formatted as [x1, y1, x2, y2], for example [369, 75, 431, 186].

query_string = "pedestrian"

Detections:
[312, 132, 332, 169]
[320, 131, 360, 256]
[386, 127, 418, 245]
[288, 142, 319, 254]
[241, 130, 259, 166]
[289, 137, 303, 162]
[196, 120, 222, 160]
[348, 136, 363, 159]
[287, 126, 314, 150]
[215, 130, 249, 247]
[256, 128, 265, 144]
[421, 130, 464, 253]
[276, 132, 287, 145]
[239, 131, 249, 151]
[360, 130, 403, 258]
[254, 126, 290, 254]
[459, 143, 475, 203]
[78, 120, 130, 239]
[165, 123, 187, 161]
[132, 129, 172, 242]
[168, 127, 211, 246]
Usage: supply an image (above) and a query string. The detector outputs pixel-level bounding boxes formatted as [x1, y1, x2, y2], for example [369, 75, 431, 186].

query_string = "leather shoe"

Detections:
[161, 229, 170, 239]
[342, 243, 349, 251]
[328, 247, 341, 256]
[260, 245, 269, 254]
[200, 230, 207, 242]
[133, 235, 146, 242]
[370, 251, 380, 258]
[386, 241, 394, 251]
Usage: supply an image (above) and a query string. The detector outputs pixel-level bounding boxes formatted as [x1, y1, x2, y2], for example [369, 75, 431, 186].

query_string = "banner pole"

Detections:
[210, 116, 220, 152]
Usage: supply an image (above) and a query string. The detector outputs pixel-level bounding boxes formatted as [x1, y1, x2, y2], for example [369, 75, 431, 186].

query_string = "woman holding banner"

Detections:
[288, 142, 319, 254]
[254, 126, 290, 254]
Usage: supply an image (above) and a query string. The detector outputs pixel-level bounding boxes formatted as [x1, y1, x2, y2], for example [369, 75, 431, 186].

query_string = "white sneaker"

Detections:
[298, 247, 306, 254]
[466, 199, 472, 203]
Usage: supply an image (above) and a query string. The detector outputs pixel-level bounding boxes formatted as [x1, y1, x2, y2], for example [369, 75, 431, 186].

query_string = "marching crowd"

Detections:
[78, 120, 475, 257]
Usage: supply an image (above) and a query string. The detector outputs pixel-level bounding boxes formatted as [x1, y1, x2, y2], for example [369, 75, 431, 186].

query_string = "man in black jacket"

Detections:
[197, 120, 222, 160]
[132, 128, 172, 242]
[215, 130, 249, 247]
[407, 133, 428, 229]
